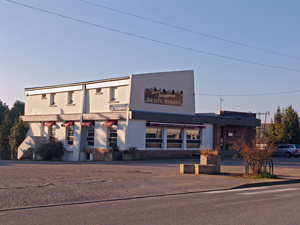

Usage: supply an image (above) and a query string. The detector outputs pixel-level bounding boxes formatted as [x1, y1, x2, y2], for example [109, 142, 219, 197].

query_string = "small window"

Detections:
[68, 91, 74, 105]
[95, 88, 102, 95]
[67, 126, 74, 145]
[50, 93, 56, 106]
[41, 94, 47, 99]
[227, 131, 233, 137]
[110, 87, 118, 101]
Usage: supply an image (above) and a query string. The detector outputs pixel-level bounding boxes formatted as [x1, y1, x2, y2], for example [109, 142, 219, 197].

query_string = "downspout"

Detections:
[78, 85, 86, 161]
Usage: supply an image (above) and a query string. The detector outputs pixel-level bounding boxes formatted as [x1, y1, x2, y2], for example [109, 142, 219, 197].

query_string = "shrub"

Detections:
[110, 142, 120, 152]
[231, 137, 276, 175]
[36, 139, 65, 160]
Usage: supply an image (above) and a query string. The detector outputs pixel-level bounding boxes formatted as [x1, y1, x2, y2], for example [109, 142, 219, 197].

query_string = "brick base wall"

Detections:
[84, 148, 200, 161]
[84, 148, 109, 161]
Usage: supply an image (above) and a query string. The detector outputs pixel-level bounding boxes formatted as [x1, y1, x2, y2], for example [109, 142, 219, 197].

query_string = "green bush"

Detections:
[36, 139, 65, 160]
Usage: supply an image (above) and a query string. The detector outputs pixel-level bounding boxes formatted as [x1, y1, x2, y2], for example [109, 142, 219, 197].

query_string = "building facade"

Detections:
[19, 70, 260, 161]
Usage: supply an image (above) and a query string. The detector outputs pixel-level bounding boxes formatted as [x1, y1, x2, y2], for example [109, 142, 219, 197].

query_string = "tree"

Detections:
[0, 99, 9, 125]
[9, 100, 25, 122]
[0, 109, 12, 150]
[267, 105, 300, 144]
[9, 117, 29, 150]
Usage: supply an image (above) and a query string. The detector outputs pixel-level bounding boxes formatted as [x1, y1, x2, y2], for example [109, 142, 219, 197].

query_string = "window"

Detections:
[95, 88, 102, 94]
[41, 94, 46, 99]
[49, 124, 56, 140]
[68, 91, 74, 105]
[86, 128, 94, 147]
[227, 131, 233, 137]
[167, 128, 182, 148]
[108, 126, 117, 147]
[67, 125, 74, 145]
[50, 93, 56, 106]
[146, 127, 162, 148]
[186, 129, 201, 148]
[110, 87, 118, 101]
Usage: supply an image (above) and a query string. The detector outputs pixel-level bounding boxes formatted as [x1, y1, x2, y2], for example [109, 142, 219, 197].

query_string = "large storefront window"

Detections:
[87, 128, 94, 147]
[108, 127, 117, 147]
[186, 129, 201, 148]
[146, 127, 162, 148]
[67, 126, 74, 145]
[167, 128, 182, 148]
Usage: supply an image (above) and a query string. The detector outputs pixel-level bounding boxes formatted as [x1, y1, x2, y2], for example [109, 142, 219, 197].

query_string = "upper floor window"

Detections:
[41, 94, 47, 99]
[68, 91, 74, 105]
[95, 88, 102, 95]
[50, 93, 56, 106]
[110, 87, 118, 101]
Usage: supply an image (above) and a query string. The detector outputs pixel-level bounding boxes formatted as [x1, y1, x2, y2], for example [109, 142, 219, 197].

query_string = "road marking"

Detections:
[206, 187, 267, 194]
[275, 192, 300, 197]
[239, 188, 299, 195]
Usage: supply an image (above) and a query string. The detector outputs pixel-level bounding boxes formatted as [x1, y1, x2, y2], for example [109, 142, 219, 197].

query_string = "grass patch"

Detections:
[232, 173, 278, 179]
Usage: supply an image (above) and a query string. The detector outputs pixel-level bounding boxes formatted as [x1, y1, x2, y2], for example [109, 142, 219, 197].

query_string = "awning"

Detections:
[149, 122, 206, 129]
[82, 121, 93, 127]
[44, 121, 55, 127]
[61, 121, 74, 127]
[102, 120, 117, 127]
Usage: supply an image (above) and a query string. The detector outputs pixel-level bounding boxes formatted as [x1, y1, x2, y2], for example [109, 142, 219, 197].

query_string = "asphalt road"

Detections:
[1, 183, 300, 225]
[0, 157, 300, 224]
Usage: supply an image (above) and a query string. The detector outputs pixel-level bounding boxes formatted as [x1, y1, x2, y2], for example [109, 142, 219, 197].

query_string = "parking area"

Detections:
[1, 157, 299, 210]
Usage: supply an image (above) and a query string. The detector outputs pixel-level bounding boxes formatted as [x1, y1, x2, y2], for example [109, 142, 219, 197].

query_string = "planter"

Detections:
[104, 151, 122, 161]
[133, 151, 139, 160]
[200, 155, 221, 173]
[122, 153, 134, 161]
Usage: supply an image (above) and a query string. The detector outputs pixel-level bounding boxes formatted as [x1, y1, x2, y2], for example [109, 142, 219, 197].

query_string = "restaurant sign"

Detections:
[144, 88, 183, 106]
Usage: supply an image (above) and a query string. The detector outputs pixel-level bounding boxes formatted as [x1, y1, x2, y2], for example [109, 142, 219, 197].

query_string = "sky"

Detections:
[1, 0, 299, 122]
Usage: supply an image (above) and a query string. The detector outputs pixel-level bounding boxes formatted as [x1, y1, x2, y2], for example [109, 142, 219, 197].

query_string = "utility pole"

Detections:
[220, 97, 224, 112]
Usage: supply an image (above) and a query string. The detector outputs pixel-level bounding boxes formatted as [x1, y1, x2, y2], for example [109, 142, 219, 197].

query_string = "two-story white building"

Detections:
[19, 70, 260, 161]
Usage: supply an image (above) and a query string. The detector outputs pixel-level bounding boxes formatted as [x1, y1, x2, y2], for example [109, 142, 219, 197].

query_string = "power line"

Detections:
[191, 89, 300, 97]
[6, 0, 300, 73]
[79, 0, 300, 60]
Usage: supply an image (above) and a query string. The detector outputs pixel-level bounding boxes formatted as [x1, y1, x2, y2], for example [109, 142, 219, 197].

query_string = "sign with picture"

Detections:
[144, 88, 183, 106]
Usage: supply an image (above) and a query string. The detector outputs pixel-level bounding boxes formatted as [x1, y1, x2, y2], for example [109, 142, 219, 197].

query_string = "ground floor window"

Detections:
[108, 126, 117, 147]
[146, 127, 162, 148]
[87, 128, 94, 147]
[167, 128, 182, 148]
[186, 129, 201, 148]
[49, 124, 56, 140]
[67, 126, 74, 145]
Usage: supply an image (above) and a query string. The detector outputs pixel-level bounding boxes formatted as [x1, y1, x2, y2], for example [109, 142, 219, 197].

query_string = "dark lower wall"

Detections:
[84, 148, 200, 161]
[213, 125, 256, 150]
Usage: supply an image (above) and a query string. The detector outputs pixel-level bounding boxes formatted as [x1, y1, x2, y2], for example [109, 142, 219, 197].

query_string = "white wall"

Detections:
[25, 90, 83, 115]
[125, 120, 146, 150]
[117, 121, 126, 150]
[94, 121, 108, 149]
[129, 70, 195, 115]
[87, 85, 129, 113]
[201, 124, 214, 150]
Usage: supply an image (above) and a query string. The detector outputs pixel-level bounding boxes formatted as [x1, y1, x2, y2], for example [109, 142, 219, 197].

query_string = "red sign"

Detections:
[144, 89, 183, 106]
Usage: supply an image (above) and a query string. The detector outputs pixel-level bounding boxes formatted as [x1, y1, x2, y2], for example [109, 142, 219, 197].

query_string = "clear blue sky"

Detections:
[1, 0, 299, 122]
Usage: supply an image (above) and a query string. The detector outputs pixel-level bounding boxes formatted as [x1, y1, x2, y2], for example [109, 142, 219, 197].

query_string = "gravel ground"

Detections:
[1, 157, 299, 210]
